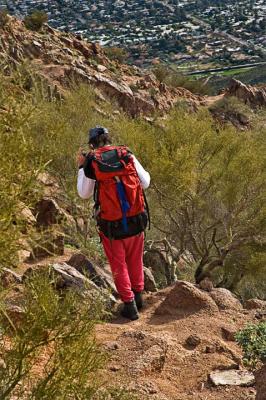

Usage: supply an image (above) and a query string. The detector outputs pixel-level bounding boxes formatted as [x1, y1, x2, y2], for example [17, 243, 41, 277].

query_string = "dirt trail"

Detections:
[96, 289, 257, 400]
[17, 254, 257, 399]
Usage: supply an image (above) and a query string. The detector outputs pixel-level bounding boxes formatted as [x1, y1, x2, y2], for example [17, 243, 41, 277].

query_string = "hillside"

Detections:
[0, 14, 266, 400]
[0, 16, 206, 117]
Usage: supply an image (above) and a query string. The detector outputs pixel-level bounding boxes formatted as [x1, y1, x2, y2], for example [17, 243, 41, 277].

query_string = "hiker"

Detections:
[77, 126, 150, 320]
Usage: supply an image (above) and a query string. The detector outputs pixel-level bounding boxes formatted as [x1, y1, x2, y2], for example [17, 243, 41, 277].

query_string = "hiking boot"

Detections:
[120, 300, 139, 321]
[133, 291, 143, 310]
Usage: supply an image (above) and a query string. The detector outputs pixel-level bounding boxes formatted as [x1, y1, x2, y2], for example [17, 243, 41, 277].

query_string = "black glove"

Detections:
[83, 153, 96, 180]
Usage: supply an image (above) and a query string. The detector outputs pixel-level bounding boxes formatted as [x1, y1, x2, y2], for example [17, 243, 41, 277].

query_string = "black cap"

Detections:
[88, 126, 109, 142]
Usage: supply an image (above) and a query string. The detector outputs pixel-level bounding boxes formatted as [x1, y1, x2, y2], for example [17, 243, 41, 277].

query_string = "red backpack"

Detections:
[90, 145, 149, 239]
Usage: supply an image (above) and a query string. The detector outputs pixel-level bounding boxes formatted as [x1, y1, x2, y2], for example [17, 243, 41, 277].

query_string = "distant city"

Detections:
[1, 0, 266, 71]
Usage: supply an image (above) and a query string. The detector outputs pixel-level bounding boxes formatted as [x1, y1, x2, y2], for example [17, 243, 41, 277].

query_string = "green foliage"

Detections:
[0, 271, 108, 399]
[111, 107, 266, 296]
[0, 73, 44, 268]
[104, 47, 129, 64]
[0, 66, 265, 299]
[209, 96, 252, 115]
[0, 70, 112, 269]
[153, 65, 211, 95]
[0, 9, 9, 28]
[236, 322, 266, 368]
[24, 10, 48, 32]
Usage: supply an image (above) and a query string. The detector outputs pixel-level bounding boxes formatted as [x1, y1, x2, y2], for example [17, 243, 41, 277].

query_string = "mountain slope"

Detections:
[0, 16, 206, 117]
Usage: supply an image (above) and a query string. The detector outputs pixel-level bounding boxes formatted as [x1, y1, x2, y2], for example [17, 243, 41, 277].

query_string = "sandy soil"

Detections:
[96, 289, 257, 400]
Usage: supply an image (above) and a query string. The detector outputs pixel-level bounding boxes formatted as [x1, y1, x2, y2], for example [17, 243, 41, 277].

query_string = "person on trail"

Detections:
[77, 126, 150, 321]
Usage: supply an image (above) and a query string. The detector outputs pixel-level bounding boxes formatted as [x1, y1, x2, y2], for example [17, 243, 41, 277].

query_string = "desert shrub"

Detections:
[236, 322, 266, 368]
[0, 71, 112, 268]
[24, 10, 48, 32]
[104, 47, 129, 64]
[0, 9, 9, 28]
[209, 96, 253, 120]
[1, 67, 265, 297]
[111, 107, 266, 296]
[0, 74, 141, 396]
[0, 271, 110, 399]
[153, 65, 211, 95]
[0, 74, 44, 268]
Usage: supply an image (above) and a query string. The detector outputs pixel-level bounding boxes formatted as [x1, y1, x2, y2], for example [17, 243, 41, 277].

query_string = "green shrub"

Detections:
[209, 95, 252, 116]
[153, 65, 211, 95]
[0, 271, 109, 399]
[0, 9, 9, 28]
[111, 107, 266, 295]
[1, 66, 265, 299]
[24, 10, 48, 32]
[104, 47, 129, 64]
[0, 73, 44, 268]
[236, 322, 266, 368]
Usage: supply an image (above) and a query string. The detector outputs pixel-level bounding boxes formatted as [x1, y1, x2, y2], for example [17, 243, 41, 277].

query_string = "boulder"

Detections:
[255, 364, 266, 400]
[91, 42, 102, 55]
[209, 369, 255, 387]
[97, 64, 107, 73]
[18, 249, 31, 263]
[144, 267, 157, 292]
[226, 79, 266, 108]
[155, 281, 218, 316]
[17, 202, 36, 226]
[37, 172, 61, 198]
[209, 288, 243, 311]
[244, 298, 266, 310]
[185, 335, 201, 348]
[0, 268, 22, 288]
[34, 197, 66, 227]
[221, 326, 237, 342]
[67, 253, 117, 294]
[198, 278, 214, 292]
[51, 263, 116, 305]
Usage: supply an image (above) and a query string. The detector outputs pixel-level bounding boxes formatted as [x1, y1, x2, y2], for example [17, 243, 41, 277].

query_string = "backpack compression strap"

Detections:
[115, 176, 130, 233]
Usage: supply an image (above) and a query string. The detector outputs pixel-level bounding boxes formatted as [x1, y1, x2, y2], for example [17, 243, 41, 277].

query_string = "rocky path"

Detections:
[96, 283, 258, 400]
[14, 249, 260, 400]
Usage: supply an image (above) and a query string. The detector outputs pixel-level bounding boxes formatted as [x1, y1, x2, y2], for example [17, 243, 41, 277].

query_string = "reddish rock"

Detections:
[17, 202, 36, 226]
[244, 298, 266, 310]
[144, 267, 157, 292]
[209, 288, 243, 311]
[255, 364, 266, 400]
[226, 79, 266, 108]
[73, 39, 92, 58]
[68, 253, 117, 294]
[34, 198, 66, 227]
[198, 277, 214, 292]
[155, 281, 218, 316]
[91, 42, 101, 55]
[221, 326, 237, 342]
[1, 268, 22, 287]
[185, 335, 201, 348]
[4, 305, 25, 328]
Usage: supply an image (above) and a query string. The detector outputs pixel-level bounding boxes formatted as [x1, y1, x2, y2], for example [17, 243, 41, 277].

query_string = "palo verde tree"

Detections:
[113, 106, 266, 296]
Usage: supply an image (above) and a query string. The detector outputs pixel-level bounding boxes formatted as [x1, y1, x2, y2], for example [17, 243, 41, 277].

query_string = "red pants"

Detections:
[101, 232, 145, 302]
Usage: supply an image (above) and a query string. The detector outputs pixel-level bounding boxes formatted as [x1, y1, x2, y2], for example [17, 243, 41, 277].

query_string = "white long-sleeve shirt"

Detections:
[77, 154, 150, 199]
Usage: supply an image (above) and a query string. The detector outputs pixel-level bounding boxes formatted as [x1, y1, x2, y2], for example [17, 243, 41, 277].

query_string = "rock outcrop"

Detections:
[155, 280, 219, 316]
[209, 288, 243, 311]
[244, 298, 266, 310]
[226, 79, 266, 108]
[0, 17, 204, 117]
[67, 252, 117, 295]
